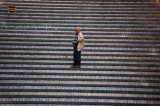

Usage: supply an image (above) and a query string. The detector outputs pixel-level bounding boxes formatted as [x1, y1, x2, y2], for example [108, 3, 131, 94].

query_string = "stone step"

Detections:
[0, 25, 159, 31]
[1, 0, 156, 2]
[0, 67, 159, 72]
[1, 12, 160, 17]
[1, 69, 159, 77]
[0, 36, 159, 41]
[0, 31, 159, 36]
[1, 21, 160, 28]
[1, 30, 160, 36]
[1, 92, 159, 101]
[1, 79, 159, 88]
[0, 50, 159, 57]
[1, 25, 159, 30]
[2, 0, 156, 4]
[2, 2, 157, 7]
[1, 34, 160, 39]
[2, 18, 160, 25]
[0, 59, 159, 67]
[0, 98, 159, 105]
[2, 6, 157, 11]
[1, 42, 159, 49]
[1, 15, 159, 21]
[0, 73, 159, 82]
[0, 83, 159, 94]
[1, 33, 160, 37]
[0, 47, 159, 55]
[2, 6, 160, 12]
[2, 8, 160, 14]
[0, 22, 159, 29]
[1, 23, 159, 29]
[0, 65, 159, 72]
[0, 49, 159, 58]
[1, 38, 159, 45]
[1, 3, 159, 9]
[1, 55, 159, 62]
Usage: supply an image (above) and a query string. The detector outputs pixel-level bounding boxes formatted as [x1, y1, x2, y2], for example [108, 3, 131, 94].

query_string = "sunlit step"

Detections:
[1, 74, 159, 82]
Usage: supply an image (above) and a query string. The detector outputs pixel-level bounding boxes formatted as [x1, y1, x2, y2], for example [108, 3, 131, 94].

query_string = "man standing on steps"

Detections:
[71, 27, 84, 68]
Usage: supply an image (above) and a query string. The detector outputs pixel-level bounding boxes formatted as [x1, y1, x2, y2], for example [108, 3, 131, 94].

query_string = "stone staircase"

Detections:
[0, 0, 160, 105]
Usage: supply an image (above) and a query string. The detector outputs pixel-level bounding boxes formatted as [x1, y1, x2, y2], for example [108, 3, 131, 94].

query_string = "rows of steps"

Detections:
[0, 0, 160, 105]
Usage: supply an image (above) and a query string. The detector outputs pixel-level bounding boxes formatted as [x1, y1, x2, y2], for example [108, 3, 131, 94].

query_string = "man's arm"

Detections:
[78, 33, 84, 42]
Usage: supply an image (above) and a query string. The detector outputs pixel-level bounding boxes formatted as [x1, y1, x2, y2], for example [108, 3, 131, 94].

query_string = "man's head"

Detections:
[75, 27, 81, 34]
